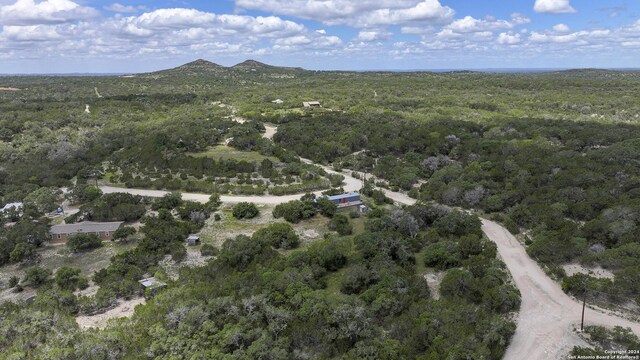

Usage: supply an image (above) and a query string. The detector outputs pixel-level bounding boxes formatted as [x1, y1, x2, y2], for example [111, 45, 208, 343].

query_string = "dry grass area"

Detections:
[198, 204, 331, 250]
[0, 242, 137, 303]
[76, 297, 145, 329]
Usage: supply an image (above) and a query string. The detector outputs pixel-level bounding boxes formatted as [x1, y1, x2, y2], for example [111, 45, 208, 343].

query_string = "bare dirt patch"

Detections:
[0, 87, 19, 91]
[563, 263, 615, 280]
[159, 248, 209, 280]
[423, 271, 445, 300]
[76, 297, 145, 329]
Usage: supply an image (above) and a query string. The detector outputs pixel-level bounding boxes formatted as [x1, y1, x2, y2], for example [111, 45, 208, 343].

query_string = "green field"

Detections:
[186, 145, 279, 163]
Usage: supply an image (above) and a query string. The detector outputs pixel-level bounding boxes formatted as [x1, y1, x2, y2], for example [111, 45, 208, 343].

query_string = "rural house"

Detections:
[49, 221, 124, 243]
[325, 193, 362, 208]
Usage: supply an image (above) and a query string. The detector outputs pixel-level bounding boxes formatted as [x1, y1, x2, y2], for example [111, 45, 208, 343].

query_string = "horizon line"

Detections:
[1, 66, 640, 77]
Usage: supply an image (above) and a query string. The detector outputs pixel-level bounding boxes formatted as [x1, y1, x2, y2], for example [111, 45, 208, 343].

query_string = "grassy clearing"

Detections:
[186, 145, 279, 163]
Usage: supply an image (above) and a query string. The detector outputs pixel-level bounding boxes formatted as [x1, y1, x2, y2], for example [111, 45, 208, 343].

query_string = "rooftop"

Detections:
[327, 192, 360, 201]
[139, 277, 167, 289]
[1, 202, 23, 212]
[50, 221, 124, 235]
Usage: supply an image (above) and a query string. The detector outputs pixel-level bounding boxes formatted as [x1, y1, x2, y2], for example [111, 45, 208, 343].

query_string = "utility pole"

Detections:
[581, 290, 587, 332]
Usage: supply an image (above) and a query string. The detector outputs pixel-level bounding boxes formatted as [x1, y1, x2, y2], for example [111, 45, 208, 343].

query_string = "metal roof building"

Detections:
[50, 221, 124, 235]
[326, 192, 361, 206]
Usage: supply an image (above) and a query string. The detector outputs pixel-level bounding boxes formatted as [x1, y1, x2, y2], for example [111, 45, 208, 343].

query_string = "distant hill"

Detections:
[147, 59, 225, 77]
[144, 59, 306, 78]
[231, 59, 305, 73]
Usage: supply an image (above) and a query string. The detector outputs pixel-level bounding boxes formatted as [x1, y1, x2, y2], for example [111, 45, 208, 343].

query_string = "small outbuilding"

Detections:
[303, 101, 321, 108]
[186, 234, 200, 246]
[139, 277, 167, 297]
[272, 99, 284, 104]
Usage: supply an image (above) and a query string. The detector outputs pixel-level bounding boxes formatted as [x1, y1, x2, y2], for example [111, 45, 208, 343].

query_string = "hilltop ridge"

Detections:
[145, 59, 306, 78]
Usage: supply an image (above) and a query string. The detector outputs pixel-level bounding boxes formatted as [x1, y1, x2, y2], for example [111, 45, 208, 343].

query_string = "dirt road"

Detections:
[98, 121, 640, 358]
[483, 219, 640, 359]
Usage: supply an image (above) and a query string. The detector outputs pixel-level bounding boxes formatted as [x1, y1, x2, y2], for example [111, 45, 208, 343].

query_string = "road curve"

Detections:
[99, 165, 640, 359]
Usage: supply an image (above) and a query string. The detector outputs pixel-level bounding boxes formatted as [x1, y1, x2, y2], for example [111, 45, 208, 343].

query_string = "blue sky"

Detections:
[0, 0, 638, 73]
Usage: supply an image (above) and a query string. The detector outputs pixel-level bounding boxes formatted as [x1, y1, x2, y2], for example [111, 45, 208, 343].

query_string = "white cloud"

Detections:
[0, 0, 98, 25]
[553, 23, 570, 33]
[357, 30, 391, 42]
[534, 0, 576, 14]
[236, 0, 454, 27]
[444, 14, 530, 33]
[497, 32, 521, 44]
[1, 24, 61, 41]
[105, 3, 147, 13]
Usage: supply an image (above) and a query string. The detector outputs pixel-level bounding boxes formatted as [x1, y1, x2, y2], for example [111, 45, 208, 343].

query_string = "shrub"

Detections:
[317, 197, 337, 218]
[9, 243, 36, 263]
[9, 276, 19, 288]
[253, 223, 300, 249]
[200, 244, 219, 257]
[329, 214, 353, 235]
[273, 200, 316, 223]
[423, 241, 461, 270]
[112, 226, 137, 241]
[67, 233, 103, 252]
[23, 266, 52, 288]
[171, 244, 187, 263]
[55, 266, 86, 291]
[232, 202, 259, 219]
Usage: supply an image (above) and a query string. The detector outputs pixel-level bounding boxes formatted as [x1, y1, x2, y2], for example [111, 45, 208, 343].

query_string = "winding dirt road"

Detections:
[97, 124, 640, 359]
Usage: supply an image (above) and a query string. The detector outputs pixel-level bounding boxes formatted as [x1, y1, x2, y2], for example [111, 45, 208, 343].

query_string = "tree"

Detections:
[55, 266, 87, 291]
[440, 268, 478, 302]
[232, 202, 259, 219]
[317, 197, 337, 218]
[24, 187, 62, 213]
[152, 192, 183, 210]
[23, 266, 52, 288]
[200, 244, 219, 257]
[9, 243, 36, 263]
[272, 200, 316, 223]
[207, 193, 222, 211]
[112, 226, 137, 242]
[252, 223, 300, 249]
[67, 233, 102, 252]
[329, 214, 353, 235]
[66, 184, 102, 204]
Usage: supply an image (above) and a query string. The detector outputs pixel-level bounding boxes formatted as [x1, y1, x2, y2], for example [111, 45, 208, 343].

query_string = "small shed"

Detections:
[272, 99, 284, 104]
[186, 234, 200, 246]
[139, 277, 167, 297]
[303, 101, 321, 108]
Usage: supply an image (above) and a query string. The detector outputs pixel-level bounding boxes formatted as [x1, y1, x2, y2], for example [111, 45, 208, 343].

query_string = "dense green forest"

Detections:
[1, 62, 640, 357]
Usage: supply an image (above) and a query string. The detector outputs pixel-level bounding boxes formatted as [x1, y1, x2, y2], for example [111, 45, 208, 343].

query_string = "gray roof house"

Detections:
[49, 221, 124, 242]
